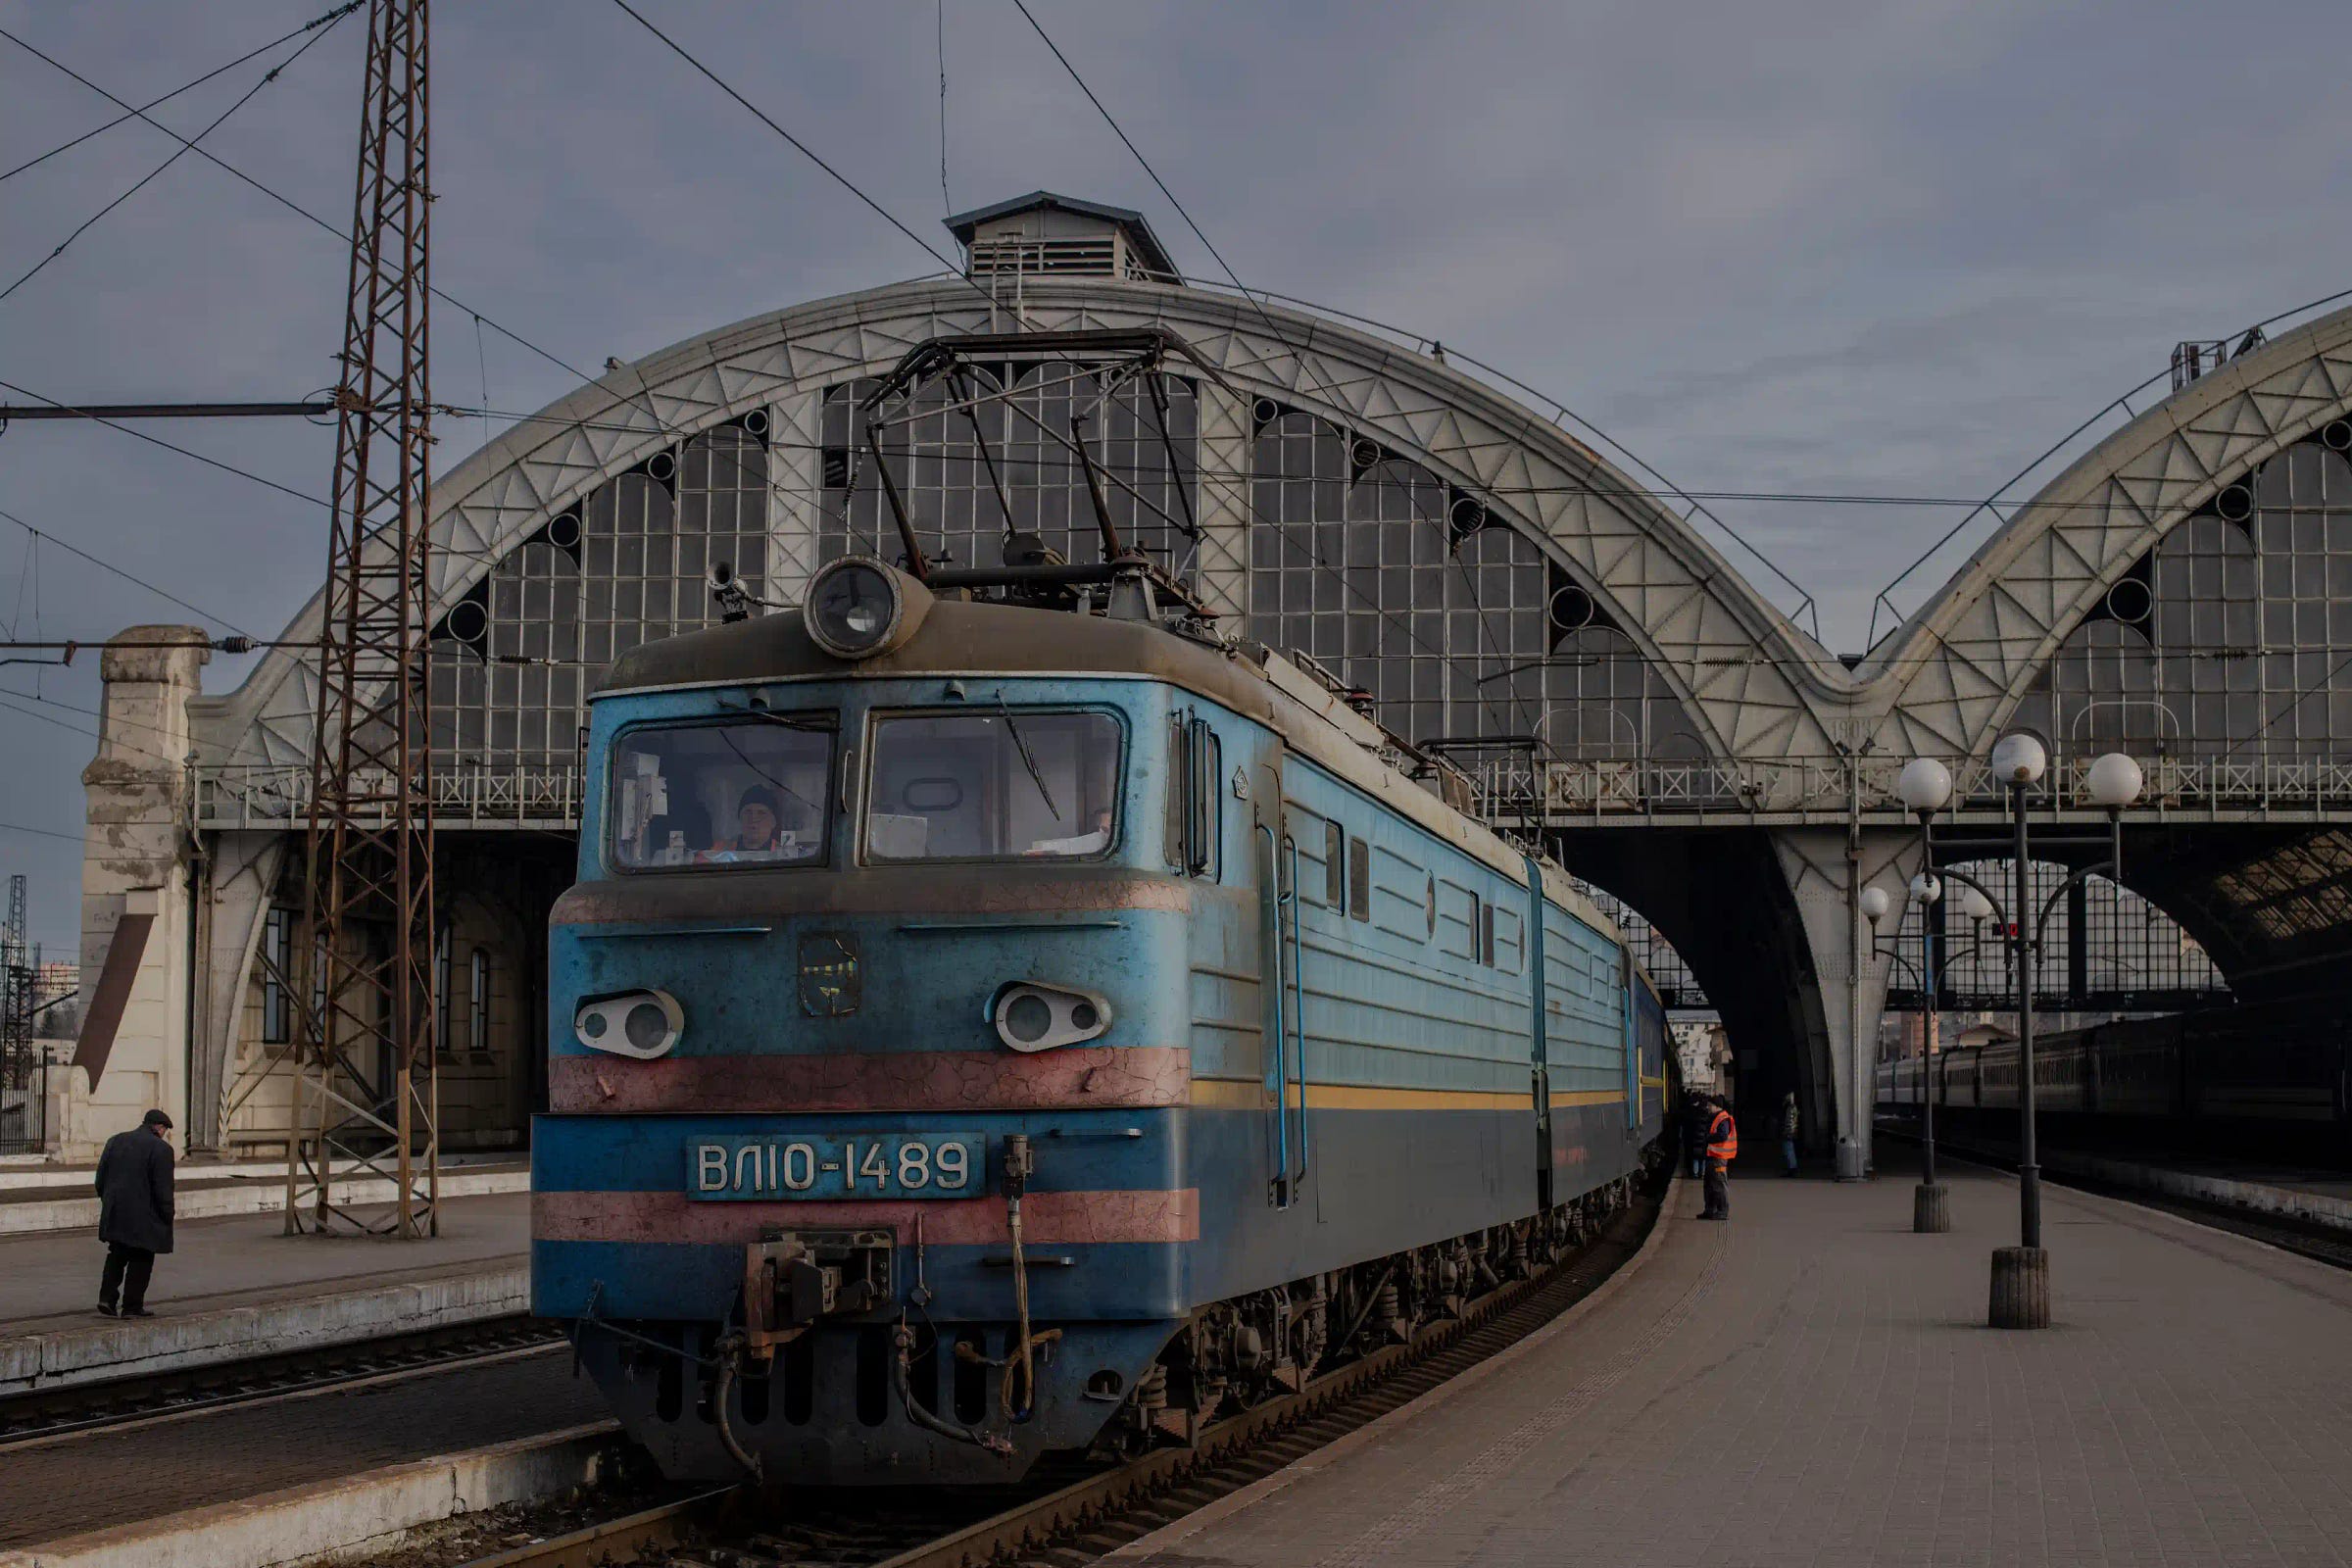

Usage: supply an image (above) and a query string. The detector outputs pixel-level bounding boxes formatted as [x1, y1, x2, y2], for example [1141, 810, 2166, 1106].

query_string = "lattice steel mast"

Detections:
[0, 877, 33, 1154]
[288, 0, 436, 1238]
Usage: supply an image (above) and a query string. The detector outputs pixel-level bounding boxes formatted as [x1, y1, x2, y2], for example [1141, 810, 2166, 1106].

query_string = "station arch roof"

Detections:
[193, 274, 1850, 775]
[187, 258, 2352, 812]
[1859, 301, 2352, 760]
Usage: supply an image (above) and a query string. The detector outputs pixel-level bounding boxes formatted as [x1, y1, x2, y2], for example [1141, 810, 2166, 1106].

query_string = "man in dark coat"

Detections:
[95, 1109, 174, 1316]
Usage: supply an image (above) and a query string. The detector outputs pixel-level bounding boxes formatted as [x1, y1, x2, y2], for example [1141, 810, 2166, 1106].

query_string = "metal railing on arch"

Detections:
[1467, 752, 2352, 825]
[196, 764, 583, 830]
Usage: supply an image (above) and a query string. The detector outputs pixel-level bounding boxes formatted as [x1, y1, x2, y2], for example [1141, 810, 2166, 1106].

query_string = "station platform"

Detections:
[0, 1193, 529, 1394]
[1113, 1155, 2352, 1568]
[0, 1152, 529, 1235]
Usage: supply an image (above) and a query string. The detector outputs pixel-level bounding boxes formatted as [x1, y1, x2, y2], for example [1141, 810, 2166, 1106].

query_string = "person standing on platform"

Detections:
[95, 1109, 174, 1317]
[1684, 1093, 1709, 1178]
[1698, 1097, 1738, 1220]
[1781, 1091, 1801, 1176]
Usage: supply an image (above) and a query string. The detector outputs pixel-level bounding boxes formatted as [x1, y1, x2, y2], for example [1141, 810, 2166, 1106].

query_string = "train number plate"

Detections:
[687, 1134, 984, 1200]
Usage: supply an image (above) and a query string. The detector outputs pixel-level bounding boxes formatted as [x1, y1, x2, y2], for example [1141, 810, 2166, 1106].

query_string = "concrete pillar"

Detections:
[69, 626, 210, 1156]
[190, 831, 288, 1153]
[1192, 381, 1251, 617]
[1771, 826, 1922, 1180]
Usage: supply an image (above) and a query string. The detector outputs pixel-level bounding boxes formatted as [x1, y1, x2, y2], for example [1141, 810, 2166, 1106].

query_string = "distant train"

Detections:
[534, 548, 1672, 1485]
[1876, 997, 2352, 1158]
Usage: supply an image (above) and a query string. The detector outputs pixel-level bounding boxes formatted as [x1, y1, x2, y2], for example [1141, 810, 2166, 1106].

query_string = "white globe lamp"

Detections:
[1989, 732, 2047, 788]
[1895, 758, 1953, 815]
[1909, 872, 1942, 906]
[2085, 752, 2143, 810]
[1859, 885, 1891, 925]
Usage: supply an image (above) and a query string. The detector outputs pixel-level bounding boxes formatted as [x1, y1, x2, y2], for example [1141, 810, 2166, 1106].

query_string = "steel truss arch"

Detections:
[193, 277, 1839, 780]
[1864, 301, 2352, 760]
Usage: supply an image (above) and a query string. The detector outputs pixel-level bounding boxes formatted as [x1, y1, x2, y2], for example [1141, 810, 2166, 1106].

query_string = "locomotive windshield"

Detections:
[865, 710, 1122, 861]
[610, 714, 834, 870]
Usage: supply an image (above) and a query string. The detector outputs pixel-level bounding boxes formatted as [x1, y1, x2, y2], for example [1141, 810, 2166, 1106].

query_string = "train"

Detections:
[531, 543, 1672, 1484]
[1875, 997, 2352, 1160]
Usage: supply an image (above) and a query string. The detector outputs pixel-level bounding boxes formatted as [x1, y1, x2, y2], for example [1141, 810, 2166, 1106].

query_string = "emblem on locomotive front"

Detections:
[798, 931, 860, 1017]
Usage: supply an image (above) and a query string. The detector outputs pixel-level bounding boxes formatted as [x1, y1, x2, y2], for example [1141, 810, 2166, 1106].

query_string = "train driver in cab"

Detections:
[697, 786, 806, 864]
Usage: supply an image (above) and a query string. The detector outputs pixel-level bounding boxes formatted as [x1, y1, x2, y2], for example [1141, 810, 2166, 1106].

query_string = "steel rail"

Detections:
[1880, 1127, 2352, 1272]
[0, 1311, 561, 1448]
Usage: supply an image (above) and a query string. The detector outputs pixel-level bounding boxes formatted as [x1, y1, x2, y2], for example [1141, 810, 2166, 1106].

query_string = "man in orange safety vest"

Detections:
[1698, 1098, 1737, 1220]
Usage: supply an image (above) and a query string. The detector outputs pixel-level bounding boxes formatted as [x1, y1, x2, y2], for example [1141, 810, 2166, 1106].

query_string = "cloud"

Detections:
[0, 0, 2348, 931]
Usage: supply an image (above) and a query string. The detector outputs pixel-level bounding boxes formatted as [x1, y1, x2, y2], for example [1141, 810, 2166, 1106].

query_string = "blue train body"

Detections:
[534, 575, 1666, 1483]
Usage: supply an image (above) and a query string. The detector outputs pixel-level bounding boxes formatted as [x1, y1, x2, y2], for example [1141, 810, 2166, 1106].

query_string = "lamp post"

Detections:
[1988, 732, 2049, 1326]
[1893, 758, 1954, 1232]
[1924, 737, 2143, 1329]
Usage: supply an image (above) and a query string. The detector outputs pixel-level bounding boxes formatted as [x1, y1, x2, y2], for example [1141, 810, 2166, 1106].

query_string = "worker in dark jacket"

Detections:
[95, 1109, 174, 1317]
[1698, 1098, 1738, 1220]
[1683, 1093, 1710, 1178]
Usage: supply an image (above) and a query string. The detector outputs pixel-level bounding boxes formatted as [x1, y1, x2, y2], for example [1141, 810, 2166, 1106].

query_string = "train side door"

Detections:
[1523, 858, 1553, 1211]
[1253, 754, 1306, 1210]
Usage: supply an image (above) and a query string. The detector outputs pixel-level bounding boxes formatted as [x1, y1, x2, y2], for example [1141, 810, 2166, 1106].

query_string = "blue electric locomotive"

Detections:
[535, 554, 1669, 1484]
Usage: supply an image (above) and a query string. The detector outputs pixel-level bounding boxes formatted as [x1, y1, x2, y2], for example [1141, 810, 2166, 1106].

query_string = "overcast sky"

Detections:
[2, 0, 2349, 942]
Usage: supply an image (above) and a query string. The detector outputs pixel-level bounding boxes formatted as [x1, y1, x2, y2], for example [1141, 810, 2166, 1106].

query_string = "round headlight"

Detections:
[992, 981, 1113, 1054]
[574, 989, 683, 1059]
[806, 558, 905, 660]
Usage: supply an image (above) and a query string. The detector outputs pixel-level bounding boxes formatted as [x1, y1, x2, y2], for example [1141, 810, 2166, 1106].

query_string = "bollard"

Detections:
[1988, 1246, 2049, 1329]
[1913, 1182, 1950, 1234]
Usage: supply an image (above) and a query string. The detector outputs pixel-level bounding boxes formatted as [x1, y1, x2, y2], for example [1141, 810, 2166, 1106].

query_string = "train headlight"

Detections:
[804, 558, 930, 661]
[993, 982, 1112, 1053]
[574, 989, 683, 1059]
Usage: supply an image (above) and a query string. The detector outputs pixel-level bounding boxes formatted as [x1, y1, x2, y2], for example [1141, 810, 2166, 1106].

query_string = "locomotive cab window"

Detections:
[1165, 711, 1221, 879]
[867, 710, 1123, 861]
[610, 713, 836, 870]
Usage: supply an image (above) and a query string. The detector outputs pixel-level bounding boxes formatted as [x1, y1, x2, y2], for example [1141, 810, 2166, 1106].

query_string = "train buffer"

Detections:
[1109, 1154, 2352, 1568]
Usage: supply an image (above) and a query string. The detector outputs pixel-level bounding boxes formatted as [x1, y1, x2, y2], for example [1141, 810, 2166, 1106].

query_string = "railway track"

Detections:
[1882, 1128, 2352, 1271]
[445, 1173, 1666, 1568]
[0, 1313, 566, 1448]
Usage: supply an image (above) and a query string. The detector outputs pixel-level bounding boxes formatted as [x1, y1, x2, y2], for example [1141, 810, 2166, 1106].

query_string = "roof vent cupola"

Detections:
[945, 191, 1180, 284]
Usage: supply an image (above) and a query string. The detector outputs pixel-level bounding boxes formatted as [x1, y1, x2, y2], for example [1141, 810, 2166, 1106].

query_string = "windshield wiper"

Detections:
[715, 726, 824, 818]
[997, 698, 1061, 821]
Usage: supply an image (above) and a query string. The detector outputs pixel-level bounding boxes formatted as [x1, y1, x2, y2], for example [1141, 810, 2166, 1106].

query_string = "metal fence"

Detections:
[1472, 753, 2352, 825]
[197, 765, 584, 830]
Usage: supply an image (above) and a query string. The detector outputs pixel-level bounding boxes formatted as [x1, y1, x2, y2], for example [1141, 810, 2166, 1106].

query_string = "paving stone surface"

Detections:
[1115, 1157, 2352, 1568]
[0, 1192, 528, 1332]
[0, 1349, 603, 1548]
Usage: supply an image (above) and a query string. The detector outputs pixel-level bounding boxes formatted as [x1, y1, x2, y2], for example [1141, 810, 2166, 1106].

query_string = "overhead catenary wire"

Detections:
[0, 506, 253, 637]
[1003, 0, 1613, 707]
[408, 5, 1498, 682]
[607, 0, 970, 281]
[0, 818, 86, 845]
[0, 26, 616, 399]
[937, 0, 953, 216]
[0, 378, 330, 511]
[0, 2, 364, 184]
[1865, 279, 2352, 650]
[0, 15, 2152, 674]
[18, 15, 2346, 707]
[0, 9, 356, 304]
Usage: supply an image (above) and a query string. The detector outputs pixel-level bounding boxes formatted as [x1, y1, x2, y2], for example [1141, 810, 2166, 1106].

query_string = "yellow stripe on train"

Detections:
[1190, 1080, 1627, 1111]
